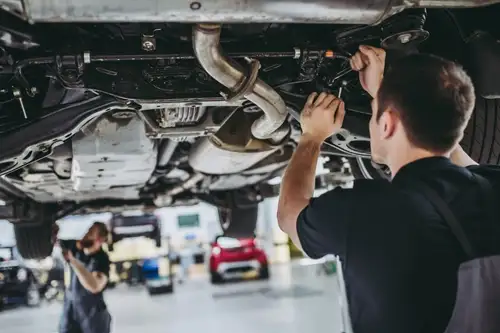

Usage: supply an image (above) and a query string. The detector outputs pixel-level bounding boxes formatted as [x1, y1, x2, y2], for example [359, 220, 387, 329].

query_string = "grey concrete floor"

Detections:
[1, 261, 343, 333]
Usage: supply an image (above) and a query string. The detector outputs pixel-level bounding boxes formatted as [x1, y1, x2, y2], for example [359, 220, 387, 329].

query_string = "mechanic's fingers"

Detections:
[374, 48, 386, 63]
[302, 107, 312, 118]
[313, 92, 328, 107]
[327, 95, 341, 110]
[334, 101, 346, 125]
[321, 94, 336, 108]
[359, 45, 383, 66]
[350, 53, 365, 71]
[306, 92, 318, 106]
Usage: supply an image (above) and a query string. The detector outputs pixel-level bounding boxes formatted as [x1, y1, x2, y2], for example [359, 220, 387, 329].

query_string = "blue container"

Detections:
[141, 257, 173, 294]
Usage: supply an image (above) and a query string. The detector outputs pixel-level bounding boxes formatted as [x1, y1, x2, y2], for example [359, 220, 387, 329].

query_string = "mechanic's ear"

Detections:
[379, 108, 397, 140]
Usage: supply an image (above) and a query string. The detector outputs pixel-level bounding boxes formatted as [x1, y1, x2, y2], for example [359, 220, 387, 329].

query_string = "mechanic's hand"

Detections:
[63, 248, 74, 263]
[300, 92, 345, 143]
[350, 45, 386, 98]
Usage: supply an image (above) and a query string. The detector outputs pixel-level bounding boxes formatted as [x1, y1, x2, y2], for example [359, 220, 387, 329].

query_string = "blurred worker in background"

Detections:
[177, 242, 194, 284]
[57, 222, 112, 333]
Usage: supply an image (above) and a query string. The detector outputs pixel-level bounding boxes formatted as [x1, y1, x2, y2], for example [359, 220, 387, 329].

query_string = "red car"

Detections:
[209, 236, 269, 284]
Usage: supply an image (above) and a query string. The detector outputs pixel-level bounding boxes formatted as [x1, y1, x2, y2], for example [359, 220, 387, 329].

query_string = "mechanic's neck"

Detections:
[387, 147, 449, 179]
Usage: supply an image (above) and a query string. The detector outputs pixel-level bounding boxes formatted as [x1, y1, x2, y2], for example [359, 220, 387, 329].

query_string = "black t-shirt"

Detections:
[297, 157, 500, 333]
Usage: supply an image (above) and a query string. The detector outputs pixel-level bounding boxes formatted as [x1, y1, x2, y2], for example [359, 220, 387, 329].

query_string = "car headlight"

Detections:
[17, 268, 28, 281]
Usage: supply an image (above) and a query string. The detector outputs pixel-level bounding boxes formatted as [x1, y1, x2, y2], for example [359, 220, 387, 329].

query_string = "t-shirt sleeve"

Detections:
[296, 186, 356, 259]
[91, 251, 111, 277]
[467, 164, 500, 198]
[296, 179, 392, 260]
[467, 164, 500, 183]
[467, 164, 500, 252]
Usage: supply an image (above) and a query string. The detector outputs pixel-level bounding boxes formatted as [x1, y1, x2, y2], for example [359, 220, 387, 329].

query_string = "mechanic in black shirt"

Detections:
[277, 45, 500, 333]
[58, 222, 112, 333]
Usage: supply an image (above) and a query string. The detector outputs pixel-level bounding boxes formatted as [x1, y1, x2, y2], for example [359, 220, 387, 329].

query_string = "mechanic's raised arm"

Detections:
[66, 251, 109, 294]
[277, 45, 384, 250]
[277, 92, 345, 249]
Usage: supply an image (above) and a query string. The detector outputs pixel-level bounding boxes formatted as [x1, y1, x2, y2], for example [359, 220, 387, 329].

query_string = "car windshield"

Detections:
[215, 237, 241, 249]
[0, 247, 13, 261]
[120, 210, 147, 217]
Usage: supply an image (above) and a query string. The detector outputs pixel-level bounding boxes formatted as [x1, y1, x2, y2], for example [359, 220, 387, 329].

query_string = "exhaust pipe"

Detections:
[193, 24, 287, 140]
[153, 172, 204, 207]
[147, 139, 179, 185]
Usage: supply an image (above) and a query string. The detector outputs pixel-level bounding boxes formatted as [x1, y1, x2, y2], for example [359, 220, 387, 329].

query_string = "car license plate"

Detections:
[242, 270, 258, 279]
[146, 278, 170, 287]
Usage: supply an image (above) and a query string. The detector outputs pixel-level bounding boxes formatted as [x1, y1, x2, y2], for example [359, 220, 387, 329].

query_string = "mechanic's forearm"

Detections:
[277, 134, 321, 231]
[69, 257, 100, 293]
[450, 145, 478, 167]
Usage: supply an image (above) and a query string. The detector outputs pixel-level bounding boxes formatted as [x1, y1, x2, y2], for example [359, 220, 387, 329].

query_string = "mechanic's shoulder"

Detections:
[467, 164, 500, 183]
[96, 248, 110, 262]
[314, 178, 393, 204]
[351, 178, 393, 194]
[467, 164, 500, 177]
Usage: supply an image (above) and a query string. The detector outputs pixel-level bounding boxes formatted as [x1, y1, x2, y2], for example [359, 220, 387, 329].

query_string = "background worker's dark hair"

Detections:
[91, 222, 109, 239]
[377, 53, 475, 153]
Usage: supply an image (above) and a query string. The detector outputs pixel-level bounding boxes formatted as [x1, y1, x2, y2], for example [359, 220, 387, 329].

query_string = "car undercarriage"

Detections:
[1, 0, 500, 258]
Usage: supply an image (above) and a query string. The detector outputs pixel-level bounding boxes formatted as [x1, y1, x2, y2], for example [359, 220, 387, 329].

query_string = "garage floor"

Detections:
[1, 261, 343, 333]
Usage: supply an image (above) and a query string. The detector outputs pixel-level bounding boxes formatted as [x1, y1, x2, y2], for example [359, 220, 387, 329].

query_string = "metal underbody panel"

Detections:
[0, 99, 291, 201]
[71, 114, 157, 192]
[5, 114, 157, 202]
[3, 0, 499, 24]
[208, 174, 270, 191]
[5, 173, 142, 202]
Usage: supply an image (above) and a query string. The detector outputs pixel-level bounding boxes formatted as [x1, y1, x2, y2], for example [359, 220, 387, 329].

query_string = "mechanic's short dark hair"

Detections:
[91, 222, 109, 239]
[377, 53, 475, 153]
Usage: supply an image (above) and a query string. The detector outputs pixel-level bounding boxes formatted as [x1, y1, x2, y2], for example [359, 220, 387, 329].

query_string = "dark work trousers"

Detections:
[59, 293, 111, 333]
